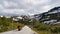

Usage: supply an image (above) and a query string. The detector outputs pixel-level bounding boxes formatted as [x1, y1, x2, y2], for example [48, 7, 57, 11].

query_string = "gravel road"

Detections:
[0, 26, 37, 34]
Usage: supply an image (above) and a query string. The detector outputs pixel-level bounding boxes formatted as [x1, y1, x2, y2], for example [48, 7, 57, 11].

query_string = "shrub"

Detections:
[50, 26, 60, 33]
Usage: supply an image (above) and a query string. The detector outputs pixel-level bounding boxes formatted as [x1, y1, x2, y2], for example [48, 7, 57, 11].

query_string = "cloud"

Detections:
[0, 0, 60, 16]
[4, 0, 50, 9]
[3, 1, 18, 9]
[2, 9, 28, 15]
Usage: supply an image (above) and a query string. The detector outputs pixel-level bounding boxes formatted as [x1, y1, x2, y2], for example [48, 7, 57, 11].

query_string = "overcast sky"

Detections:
[0, 0, 60, 16]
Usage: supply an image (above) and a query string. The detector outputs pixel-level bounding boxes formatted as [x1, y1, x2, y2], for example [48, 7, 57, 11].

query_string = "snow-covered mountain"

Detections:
[34, 6, 60, 24]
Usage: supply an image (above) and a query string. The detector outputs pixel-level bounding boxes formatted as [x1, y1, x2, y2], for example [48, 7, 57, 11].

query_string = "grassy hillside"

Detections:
[0, 16, 60, 34]
[0, 16, 24, 32]
[30, 23, 60, 34]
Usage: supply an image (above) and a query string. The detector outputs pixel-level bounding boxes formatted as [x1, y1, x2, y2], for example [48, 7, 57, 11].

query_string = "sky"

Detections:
[0, 0, 60, 16]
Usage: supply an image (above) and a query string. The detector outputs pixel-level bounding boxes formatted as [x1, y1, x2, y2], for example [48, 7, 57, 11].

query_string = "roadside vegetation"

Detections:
[0, 16, 60, 34]
[0, 16, 24, 33]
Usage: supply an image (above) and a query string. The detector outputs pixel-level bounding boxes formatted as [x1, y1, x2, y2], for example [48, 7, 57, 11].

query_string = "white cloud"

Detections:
[0, 0, 60, 16]
[2, 9, 24, 13]
[0, 4, 4, 9]
[3, 1, 18, 9]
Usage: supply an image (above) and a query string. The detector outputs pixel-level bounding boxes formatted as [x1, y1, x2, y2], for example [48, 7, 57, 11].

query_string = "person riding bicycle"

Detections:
[17, 25, 22, 31]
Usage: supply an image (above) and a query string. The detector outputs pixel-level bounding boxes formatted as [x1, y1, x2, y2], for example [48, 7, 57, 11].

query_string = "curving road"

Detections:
[0, 26, 38, 34]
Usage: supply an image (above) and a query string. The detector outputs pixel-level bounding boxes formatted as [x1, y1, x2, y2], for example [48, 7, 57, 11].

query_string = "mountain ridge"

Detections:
[34, 6, 60, 24]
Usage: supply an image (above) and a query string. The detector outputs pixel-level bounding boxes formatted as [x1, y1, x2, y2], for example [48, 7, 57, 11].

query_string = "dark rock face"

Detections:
[34, 6, 60, 24]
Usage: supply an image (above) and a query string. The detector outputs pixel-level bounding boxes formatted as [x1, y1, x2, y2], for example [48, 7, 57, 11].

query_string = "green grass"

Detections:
[29, 25, 60, 34]
[33, 28, 51, 34]
[0, 22, 25, 33]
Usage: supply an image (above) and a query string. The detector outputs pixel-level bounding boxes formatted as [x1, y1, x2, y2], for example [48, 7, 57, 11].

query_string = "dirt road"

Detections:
[0, 26, 37, 34]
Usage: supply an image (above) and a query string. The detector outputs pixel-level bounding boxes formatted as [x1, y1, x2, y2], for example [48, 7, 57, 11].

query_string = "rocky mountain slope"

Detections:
[34, 6, 60, 24]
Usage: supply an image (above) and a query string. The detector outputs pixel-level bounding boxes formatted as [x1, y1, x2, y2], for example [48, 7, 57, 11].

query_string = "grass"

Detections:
[0, 22, 25, 33]
[29, 26, 52, 34]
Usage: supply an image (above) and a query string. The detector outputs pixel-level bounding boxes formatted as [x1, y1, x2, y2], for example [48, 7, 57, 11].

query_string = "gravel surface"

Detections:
[0, 26, 37, 34]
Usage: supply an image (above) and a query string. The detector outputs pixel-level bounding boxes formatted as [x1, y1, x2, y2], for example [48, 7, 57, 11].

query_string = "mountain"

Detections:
[34, 6, 60, 24]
